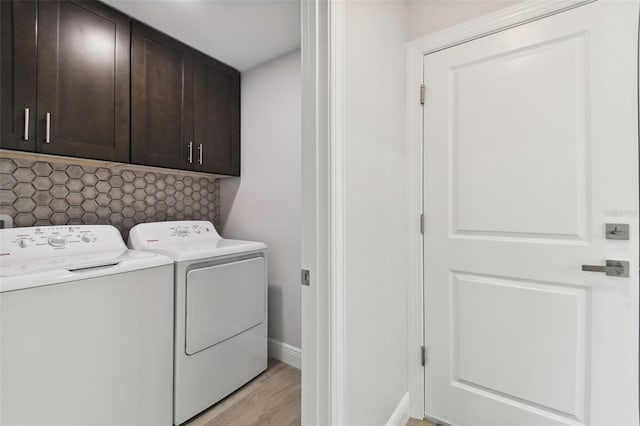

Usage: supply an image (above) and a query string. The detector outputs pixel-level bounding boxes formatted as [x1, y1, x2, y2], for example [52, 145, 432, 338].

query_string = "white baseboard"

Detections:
[386, 392, 410, 426]
[268, 338, 302, 369]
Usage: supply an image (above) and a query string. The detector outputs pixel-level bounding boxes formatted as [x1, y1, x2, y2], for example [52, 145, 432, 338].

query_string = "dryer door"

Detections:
[185, 256, 265, 355]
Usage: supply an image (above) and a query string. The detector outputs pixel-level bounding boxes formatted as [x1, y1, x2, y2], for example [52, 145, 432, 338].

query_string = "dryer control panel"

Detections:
[129, 221, 221, 245]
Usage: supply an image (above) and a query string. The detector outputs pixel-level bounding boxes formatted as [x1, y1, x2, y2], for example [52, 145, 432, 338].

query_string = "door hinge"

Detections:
[301, 269, 310, 286]
[421, 346, 426, 366]
[420, 84, 425, 105]
[420, 214, 424, 234]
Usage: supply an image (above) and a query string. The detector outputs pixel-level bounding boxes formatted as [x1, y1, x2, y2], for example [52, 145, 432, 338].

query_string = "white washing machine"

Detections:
[0, 225, 174, 426]
[128, 220, 268, 425]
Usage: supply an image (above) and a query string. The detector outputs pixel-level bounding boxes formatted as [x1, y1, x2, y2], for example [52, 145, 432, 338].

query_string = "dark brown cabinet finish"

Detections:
[0, 0, 37, 152]
[131, 22, 194, 170]
[36, 1, 130, 161]
[194, 53, 240, 176]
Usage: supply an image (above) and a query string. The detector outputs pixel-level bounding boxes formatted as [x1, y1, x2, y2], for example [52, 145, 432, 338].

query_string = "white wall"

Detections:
[342, 1, 410, 424]
[220, 50, 302, 350]
[407, 0, 522, 40]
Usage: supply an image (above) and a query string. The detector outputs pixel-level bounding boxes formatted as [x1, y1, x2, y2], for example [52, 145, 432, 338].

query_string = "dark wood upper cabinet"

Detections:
[194, 53, 240, 176]
[131, 22, 194, 170]
[0, 0, 37, 152]
[36, 1, 130, 161]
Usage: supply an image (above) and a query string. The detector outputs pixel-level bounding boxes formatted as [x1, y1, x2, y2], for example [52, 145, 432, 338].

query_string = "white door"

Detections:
[423, 2, 639, 425]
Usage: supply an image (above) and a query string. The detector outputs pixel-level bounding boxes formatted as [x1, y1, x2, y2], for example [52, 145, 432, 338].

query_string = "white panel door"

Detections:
[423, 2, 639, 425]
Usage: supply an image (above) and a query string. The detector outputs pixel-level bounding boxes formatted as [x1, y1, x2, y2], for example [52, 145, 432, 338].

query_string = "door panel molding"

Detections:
[405, 0, 637, 420]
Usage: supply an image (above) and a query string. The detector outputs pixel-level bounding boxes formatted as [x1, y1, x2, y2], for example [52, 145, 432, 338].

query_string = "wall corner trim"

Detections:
[386, 392, 411, 426]
[268, 338, 302, 369]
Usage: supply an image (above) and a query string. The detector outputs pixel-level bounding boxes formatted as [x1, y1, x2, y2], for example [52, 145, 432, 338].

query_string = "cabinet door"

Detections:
[131, 22, 194, 170]
[36, 1, 130, 161]
[194, 53, 240, 176]
[0, 0, 37, 152]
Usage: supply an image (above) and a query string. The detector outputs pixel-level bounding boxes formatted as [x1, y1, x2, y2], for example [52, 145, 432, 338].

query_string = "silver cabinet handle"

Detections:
[198, 143, 203, 165]
[23, 108, 29, 141]
[582, 260, 629, 277]
[45, 112, 51, 143]
[188, 141, 193, 164]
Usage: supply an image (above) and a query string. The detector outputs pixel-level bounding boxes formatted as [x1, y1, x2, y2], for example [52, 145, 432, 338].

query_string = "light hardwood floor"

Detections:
[185, 358, 300, 426]
[184, 359, 433, 426]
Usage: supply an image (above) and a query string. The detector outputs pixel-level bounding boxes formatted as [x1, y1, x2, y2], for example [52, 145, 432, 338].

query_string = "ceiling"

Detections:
[103, 0, 301, 71]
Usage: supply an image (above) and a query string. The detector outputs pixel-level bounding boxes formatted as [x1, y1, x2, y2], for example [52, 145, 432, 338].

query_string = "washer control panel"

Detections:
[1, 225, 125, 260]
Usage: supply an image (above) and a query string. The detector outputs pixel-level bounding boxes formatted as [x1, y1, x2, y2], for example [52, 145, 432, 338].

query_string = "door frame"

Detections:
[301, 0, 347, 424]
[405, 0, 597, 419]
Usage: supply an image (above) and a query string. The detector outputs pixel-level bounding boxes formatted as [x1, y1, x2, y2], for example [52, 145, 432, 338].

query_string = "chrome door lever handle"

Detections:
[582, 260, 629, 277]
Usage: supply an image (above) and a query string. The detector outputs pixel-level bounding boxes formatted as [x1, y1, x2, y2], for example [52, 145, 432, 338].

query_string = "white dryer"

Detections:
[128, 220, 268, 425]
[0, 225, 174, 426]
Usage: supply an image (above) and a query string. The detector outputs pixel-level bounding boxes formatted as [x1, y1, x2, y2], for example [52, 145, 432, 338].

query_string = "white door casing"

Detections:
[422, 1, 639, 425]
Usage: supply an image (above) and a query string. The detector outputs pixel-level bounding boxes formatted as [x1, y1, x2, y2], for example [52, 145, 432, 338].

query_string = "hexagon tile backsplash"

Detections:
[0, 156, 221, 238]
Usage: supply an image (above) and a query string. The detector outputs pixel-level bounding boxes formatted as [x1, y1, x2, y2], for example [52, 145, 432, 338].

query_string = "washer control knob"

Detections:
[176, 228, 189, 237]
[81, 235, 92, 243]
[48, 236, 67, 247]
[17, 238, 30, 248]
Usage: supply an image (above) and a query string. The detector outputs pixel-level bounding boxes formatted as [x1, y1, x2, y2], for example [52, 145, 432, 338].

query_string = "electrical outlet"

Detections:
[0, 215, 13, 229]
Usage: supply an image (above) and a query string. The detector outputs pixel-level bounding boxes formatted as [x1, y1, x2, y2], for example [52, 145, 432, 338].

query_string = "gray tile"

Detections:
[122, 194, 135, 207]
[193, 202, 201, 211]
[122, 182, 135, 194]
[66, 206, 83, 219]
[133, 211, 146, 222]
[175, 191, 185, 201]
[108, 187, 123, 199]
[155, 179, 167, 190]
[82, 212, 98, 225]
[192, 211, 201, 220]
[13, 167, 35, 182]
[33, 176, 53, 191]
[166, 195, 176, 207]
[144, 173, 157, 183]
[81, 174, 98, 186]
[95, 193, 111, 207]
[122, 217, 135, 229]
[66, 192, 84, 206]
[144, 184, 157, 195]
[192, 191, 201, 202]
[50, 170, 69, 185]
[144, 206, 156, 217]
[0, 159, 17, 174]
[175, 181, 185, 191]
[109, 175, 123, 188]
[109, 212, 123, 224]
[14, 213, 36, 226]
[109, 199, 123, 212]
[96, 206, 111, 218]
[200, 206, 209, 215]
[134, 201, 146, 212]
[0, 174, 17, 190]
[51, 199, 69, 213]
[121, 170, 135, 182]
[134, 177, 146, 188]
[122, 206, 135, 218]
[32, 162, 53, 177]
[50, 213, 69, 225]
[95, 168, 111, 180]
[14, 183, 35, 198]
[156, 201, 167, 212]
[96, 181, 111, 193]
[144, 195, 156, 205]
[175, 201, 185, 211]
[81, 165, 97, 174]
[82, 186, 98, 199]
[0, 190, 17, 206]
[133, 189, 146, 201]
[50, 185, 70, 199]
[183, 176, 193, 186]
[155, 210, 167, 221]
[175, 211, 184, 220]
[0, 206, 17, 217]
[33, 206, 53, 220]
[66, 179, 83, 192]
[32, 191, 54, 205]
[192, 182, 201, 192]
[183, 207, 193, 216]
[165, 175, 175, 185]
[81, 199, 98, 212]
[65, 165, 84, 179]
[183, 186, 193, 196]
[165, 185, 176, 196]
[184, 197, 193, 207]
[156, 191, 166, 201]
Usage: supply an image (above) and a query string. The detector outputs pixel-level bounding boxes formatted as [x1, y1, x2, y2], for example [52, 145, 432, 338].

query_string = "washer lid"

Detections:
[0, 225, 173, 292]
[128, 220, 266, 262]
